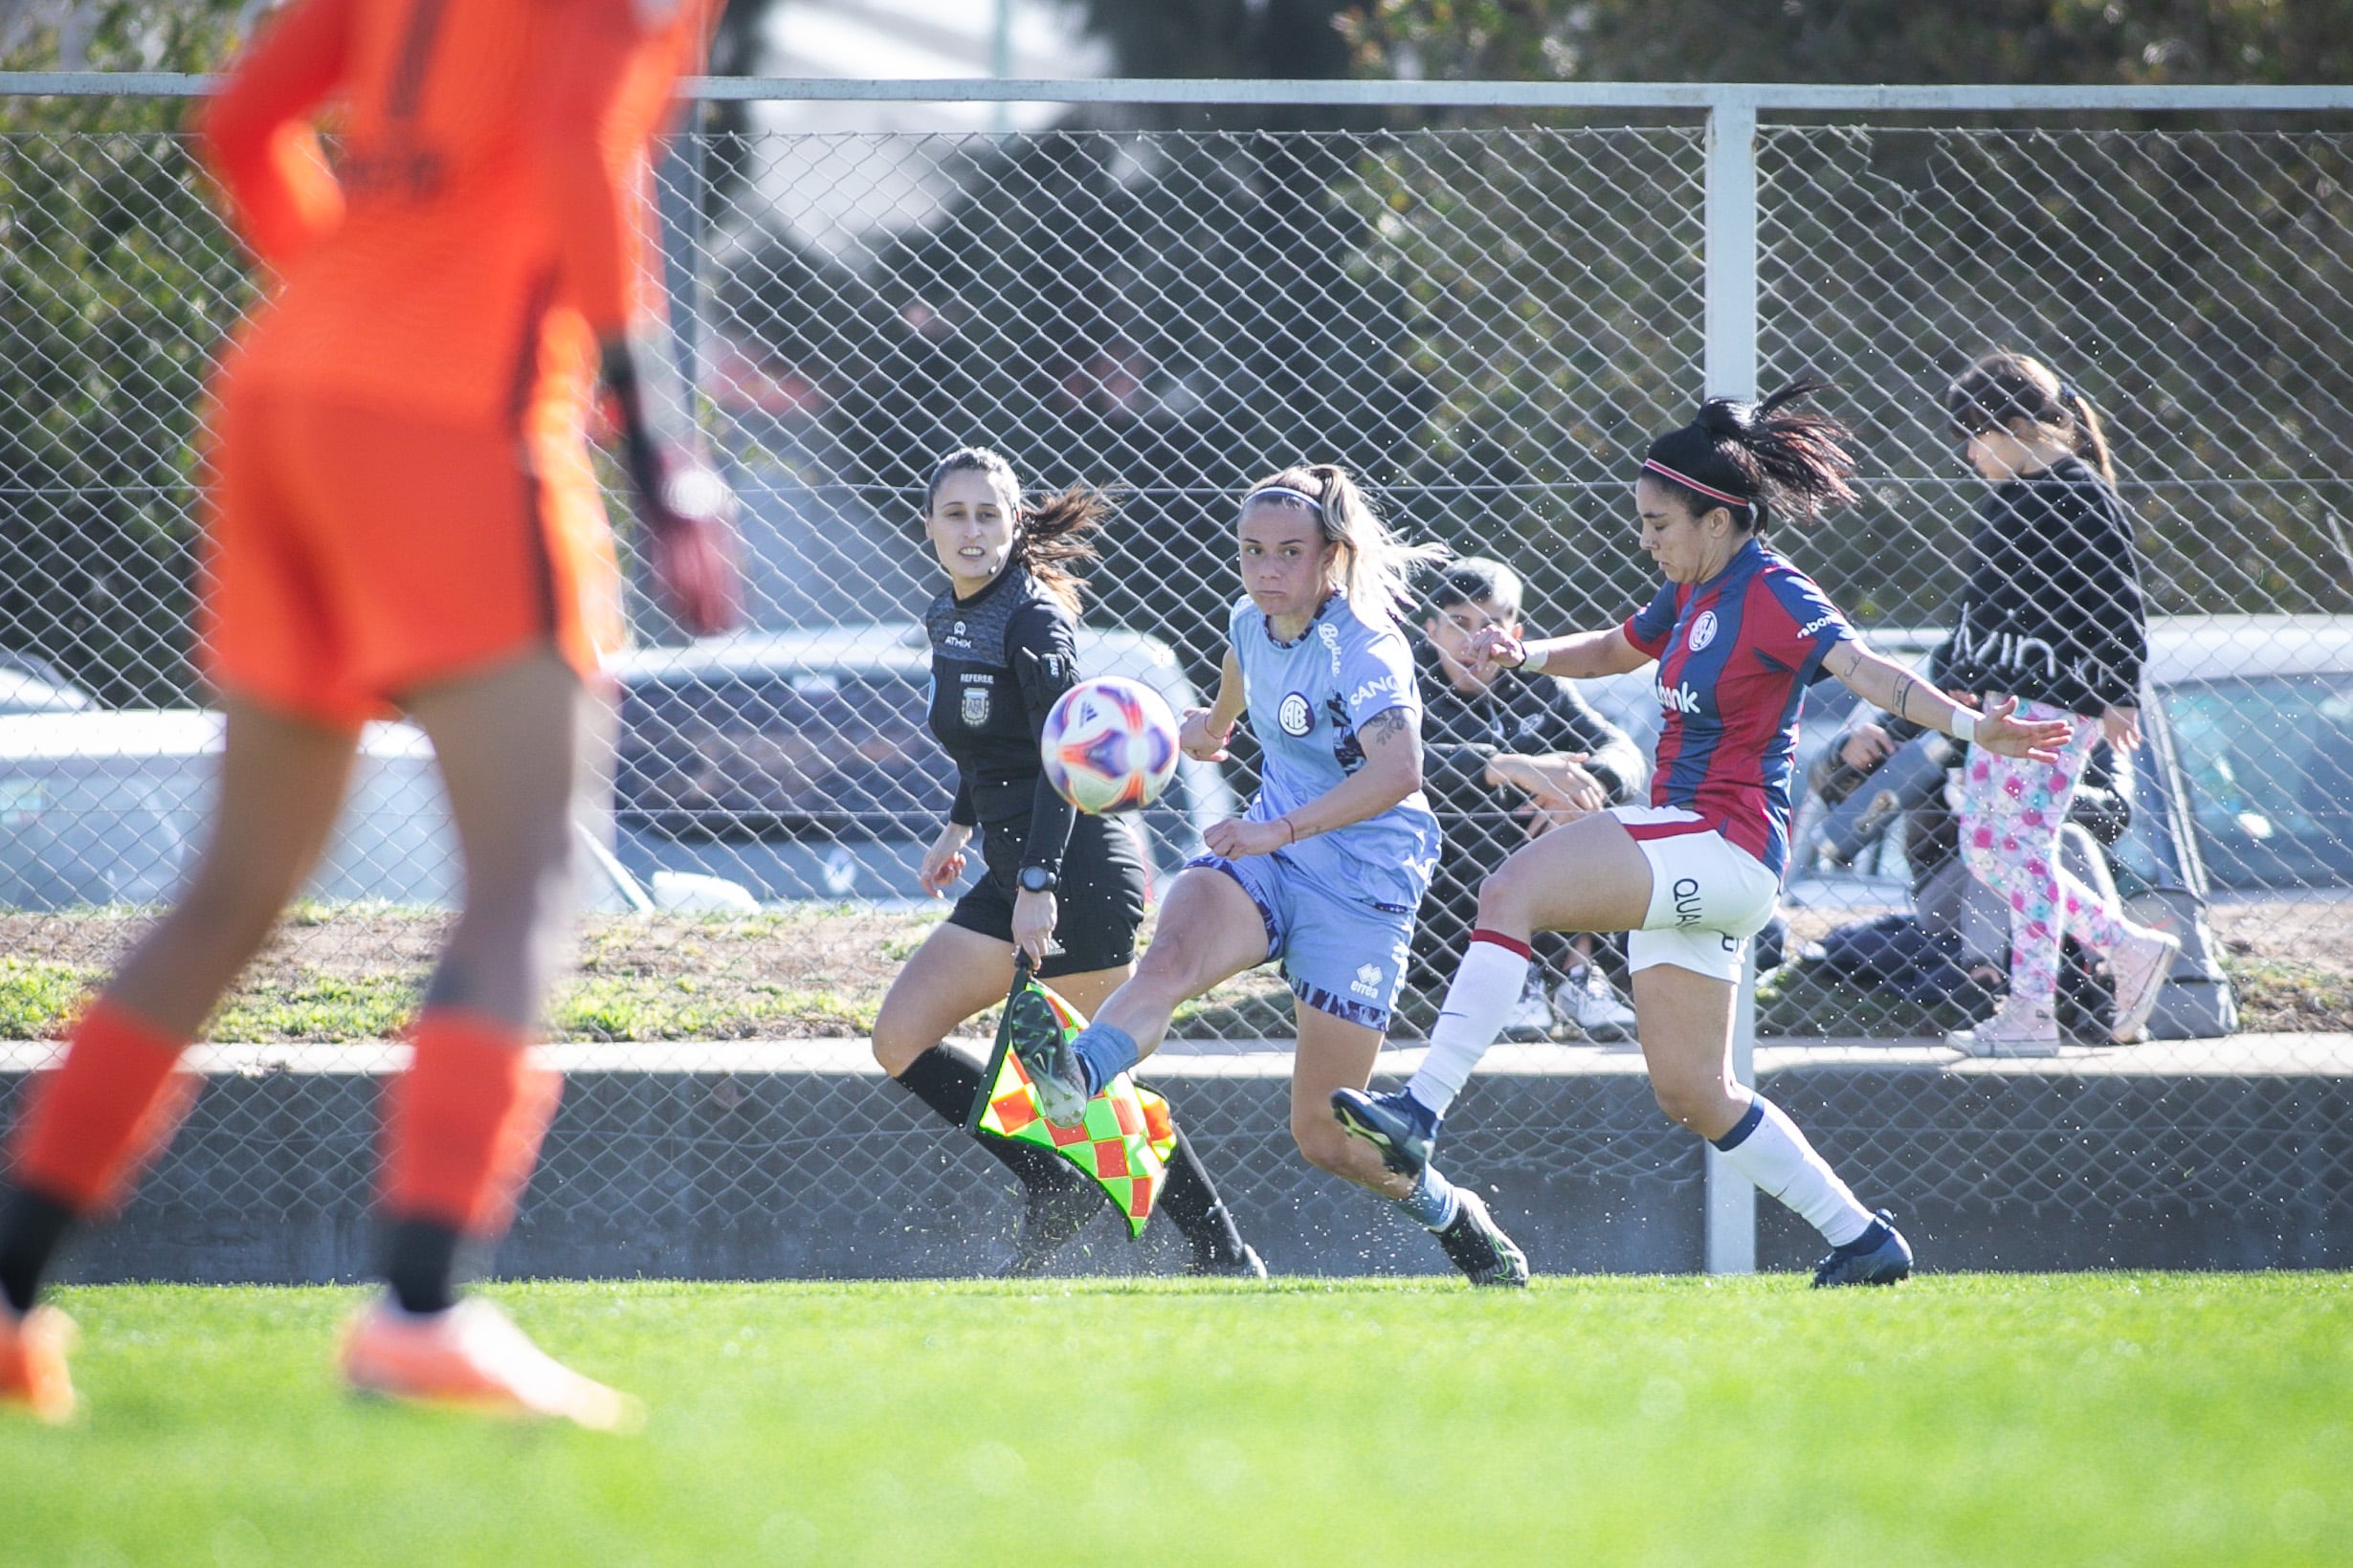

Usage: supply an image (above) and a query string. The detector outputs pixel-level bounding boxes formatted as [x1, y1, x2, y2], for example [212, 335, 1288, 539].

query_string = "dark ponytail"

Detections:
[1946, 349, 2116, 485]
[923, 447, 1112, 616]
[1640, 379, 1859, 533]
[1016, 483, 1115, 614]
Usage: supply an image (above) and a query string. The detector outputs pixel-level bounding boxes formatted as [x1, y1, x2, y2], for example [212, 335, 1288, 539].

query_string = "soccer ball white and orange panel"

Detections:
[1040, 676, 1180, 814]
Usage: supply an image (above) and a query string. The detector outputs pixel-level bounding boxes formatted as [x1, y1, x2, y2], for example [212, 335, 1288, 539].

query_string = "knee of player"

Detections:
[1473, 862, 1535, 925]
[1650, 1073, 1729, 1135]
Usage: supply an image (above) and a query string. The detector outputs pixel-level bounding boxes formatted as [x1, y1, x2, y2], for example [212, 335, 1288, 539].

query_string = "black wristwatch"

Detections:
[1017, 865, 1059, 894]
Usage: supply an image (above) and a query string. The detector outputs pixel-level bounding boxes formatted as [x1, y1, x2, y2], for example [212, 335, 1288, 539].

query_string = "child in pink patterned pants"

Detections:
[1942, 350, 2180, 1053]
[1957, 699, 2166, 1042]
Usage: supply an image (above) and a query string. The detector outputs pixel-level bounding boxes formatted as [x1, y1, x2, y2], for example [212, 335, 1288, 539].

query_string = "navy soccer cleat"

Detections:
[1329, 1086, 1439, 1182]
[1810, 1209, 1915, 1288]
[1435, 1189, 1529, 1288]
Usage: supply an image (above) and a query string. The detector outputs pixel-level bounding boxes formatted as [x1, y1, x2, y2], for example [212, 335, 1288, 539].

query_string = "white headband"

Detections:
[1245, 484, 1325, 515]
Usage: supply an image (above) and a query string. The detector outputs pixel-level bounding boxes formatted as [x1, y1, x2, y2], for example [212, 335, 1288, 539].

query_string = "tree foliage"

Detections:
[1335, 0, 2353, 85]
[0, 1, 251, 706]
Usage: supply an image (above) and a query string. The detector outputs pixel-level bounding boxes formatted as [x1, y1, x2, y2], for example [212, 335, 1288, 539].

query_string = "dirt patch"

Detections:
[6, 895, 2349, 1040]
[0, 906, 1299, 1042]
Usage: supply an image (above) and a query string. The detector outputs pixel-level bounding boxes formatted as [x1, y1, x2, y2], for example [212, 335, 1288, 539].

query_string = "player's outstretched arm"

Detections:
[1822, 642, 2072, 762]
[1473, 625, 1650, 681]
[1202, 705, 1422, 859]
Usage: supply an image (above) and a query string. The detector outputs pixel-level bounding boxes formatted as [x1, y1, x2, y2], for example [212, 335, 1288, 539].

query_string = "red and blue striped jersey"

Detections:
[1622, 539, 1856, 878]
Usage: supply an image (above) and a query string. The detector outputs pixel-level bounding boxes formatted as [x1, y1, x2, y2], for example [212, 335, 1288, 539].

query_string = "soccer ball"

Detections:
[1040, 676, 1181, 814]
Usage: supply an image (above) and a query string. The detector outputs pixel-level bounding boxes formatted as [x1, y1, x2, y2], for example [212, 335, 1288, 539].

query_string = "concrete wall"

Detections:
[8, 1040, 2349, 1286]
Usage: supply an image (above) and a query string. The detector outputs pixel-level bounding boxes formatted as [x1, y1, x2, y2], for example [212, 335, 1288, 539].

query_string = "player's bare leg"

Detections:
[1299, 1002, 1528, 1286]
[1010, 866, 1266, 1124]
[0, 699, 358, 1421]
[336, 648, 634, 1428]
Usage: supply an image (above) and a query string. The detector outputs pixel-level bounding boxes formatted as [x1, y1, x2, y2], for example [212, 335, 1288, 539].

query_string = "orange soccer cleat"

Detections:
[0, 1305, 78, 1424]
[338, 1296, 639, 1432]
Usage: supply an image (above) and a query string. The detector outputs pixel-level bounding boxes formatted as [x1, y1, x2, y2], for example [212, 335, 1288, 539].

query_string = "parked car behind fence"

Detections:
[608, 623, 1237, 904]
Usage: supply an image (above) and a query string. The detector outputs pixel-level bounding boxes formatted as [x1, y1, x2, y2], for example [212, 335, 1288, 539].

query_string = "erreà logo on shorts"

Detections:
[1687, 610, 1720, 652]
[1277, 693, 1314, 737]
[1351, 962, 1384, 998]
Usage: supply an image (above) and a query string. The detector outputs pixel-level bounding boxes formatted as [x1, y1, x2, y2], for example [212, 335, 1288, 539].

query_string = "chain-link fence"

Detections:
[3, 77, 2351, 1274]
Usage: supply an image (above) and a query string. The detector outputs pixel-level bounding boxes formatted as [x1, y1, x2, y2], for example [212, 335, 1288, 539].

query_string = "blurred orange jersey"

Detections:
[201, 0, 714, 426]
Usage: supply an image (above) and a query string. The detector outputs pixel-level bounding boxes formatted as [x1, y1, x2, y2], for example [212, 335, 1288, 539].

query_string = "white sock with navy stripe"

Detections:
[1405, 930, 1534, 1117]
[1711, 1095, 1876, 1248]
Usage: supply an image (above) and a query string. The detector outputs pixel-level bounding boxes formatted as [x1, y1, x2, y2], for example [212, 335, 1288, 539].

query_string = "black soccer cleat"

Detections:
[1330, 1086, 1438, 1182]
[1435, 1189, 1529, 1289]
[996, 1174, 1102, 1278]
[1810, 1209, 1915, 1288]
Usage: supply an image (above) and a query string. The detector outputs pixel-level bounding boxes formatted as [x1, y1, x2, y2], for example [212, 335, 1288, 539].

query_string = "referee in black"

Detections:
[870, 447, 1261, 1277]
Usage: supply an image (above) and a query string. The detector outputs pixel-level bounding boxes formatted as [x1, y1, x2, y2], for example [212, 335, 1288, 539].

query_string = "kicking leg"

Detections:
[1013, 866, 1268, 1124]
[1334, 813, 1653, 1181]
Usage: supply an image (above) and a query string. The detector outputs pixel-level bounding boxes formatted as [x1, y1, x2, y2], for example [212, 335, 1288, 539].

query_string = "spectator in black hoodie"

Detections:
[1940, 351, 2179, 1055]
[1413, 559, 1647, 1038]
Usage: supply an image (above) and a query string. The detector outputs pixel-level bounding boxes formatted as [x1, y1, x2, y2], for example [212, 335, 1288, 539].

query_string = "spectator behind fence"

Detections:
[1412, 559, 1647, 1039]
[1807, 636, 2133, 1020]
[1940, 351, 2179, 1055]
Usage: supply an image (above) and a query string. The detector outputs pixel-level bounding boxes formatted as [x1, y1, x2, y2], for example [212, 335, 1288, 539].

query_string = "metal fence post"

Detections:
[1702, 95, 1760, 1276]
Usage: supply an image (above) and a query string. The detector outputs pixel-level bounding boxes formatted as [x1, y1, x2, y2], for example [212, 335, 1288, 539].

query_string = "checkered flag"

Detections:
[966, 961, 1177, 1238]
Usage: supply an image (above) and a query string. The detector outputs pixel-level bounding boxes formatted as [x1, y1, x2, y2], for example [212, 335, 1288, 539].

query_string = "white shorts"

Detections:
[1610, 806, 1782, 983]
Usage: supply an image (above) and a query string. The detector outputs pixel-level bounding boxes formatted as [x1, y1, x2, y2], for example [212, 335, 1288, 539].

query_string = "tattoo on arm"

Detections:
[1890, 673, 1915, 725]
[1360, 707, 1415, 746]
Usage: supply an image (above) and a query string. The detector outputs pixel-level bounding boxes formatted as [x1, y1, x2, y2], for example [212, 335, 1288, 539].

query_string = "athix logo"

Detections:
[1655, 680, 1702, 715]
[1687, 610, 1720, 651]
[1351, 962, 1384, 998]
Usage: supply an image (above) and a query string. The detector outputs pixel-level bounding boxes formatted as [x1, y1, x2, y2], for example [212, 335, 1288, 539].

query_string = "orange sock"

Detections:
[380, 1010, 562, 1235]
[10, 999, 196, 1214]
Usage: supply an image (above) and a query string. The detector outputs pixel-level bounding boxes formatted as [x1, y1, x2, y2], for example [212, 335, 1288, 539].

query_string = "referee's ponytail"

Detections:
[1639, 381, 1859, 534]
[925, 446, 1114, 615]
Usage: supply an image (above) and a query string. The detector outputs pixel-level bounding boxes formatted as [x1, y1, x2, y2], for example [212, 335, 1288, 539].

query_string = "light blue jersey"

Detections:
[1230, 593, 1443, 914]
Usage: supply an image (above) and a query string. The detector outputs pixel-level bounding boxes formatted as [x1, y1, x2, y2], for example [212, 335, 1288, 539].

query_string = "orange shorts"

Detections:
[197, 384, 625, 729]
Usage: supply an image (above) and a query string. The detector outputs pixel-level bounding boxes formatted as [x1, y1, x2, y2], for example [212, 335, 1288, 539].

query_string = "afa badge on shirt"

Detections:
[962, 685, 991, 727]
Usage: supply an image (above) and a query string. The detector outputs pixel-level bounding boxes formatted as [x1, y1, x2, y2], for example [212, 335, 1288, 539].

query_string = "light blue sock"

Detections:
[1395, 1165, 1461, 1232]
[1071, 1025, 1141, 1096]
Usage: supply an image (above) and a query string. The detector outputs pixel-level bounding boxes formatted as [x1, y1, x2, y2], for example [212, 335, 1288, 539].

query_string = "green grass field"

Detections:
[5, 1273, 2348, 1566]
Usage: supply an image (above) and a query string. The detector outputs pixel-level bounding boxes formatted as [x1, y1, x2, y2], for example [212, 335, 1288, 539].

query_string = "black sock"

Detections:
[381, 1216, 468, 1315]
[896, 1046, 1084, 1193]
[0, 1186, 77, 1315]
[1157, 1131, 1247, 1267]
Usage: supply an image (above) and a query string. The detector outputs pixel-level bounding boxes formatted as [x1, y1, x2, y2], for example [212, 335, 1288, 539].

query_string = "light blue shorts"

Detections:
[1187, 851, 1418, 1031]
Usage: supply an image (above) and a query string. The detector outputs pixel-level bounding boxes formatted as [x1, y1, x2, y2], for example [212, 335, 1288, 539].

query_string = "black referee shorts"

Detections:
[947, 811, 1149, 979]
